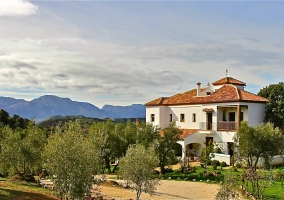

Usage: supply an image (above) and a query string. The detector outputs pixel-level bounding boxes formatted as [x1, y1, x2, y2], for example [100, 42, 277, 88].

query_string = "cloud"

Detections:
[0, 0, 38, 16]
[1, 35, 284, 108]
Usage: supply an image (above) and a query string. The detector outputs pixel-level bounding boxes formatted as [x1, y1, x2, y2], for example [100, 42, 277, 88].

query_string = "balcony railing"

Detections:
[199, 122, 216, 131]
[217, 121, 238, 131]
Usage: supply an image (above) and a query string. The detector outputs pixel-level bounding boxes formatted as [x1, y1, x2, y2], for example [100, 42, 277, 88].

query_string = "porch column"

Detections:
[237, 105, 241, 127]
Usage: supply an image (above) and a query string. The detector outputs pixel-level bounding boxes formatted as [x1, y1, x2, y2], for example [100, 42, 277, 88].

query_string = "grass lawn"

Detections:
[263, 181, 283, 199]
[0, 178, 57, 200]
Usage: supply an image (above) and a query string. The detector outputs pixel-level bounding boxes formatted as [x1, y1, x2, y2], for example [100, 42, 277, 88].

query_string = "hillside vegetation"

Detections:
[37, 115, 145, 131]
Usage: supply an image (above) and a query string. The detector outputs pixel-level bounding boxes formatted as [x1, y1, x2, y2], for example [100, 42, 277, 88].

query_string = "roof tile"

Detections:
[179, 129, 198, 140]
[212, 77, 246, 86]
[145, 84, 268, 106]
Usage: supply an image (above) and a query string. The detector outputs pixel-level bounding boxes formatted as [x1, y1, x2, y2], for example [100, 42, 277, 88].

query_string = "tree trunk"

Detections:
[160, 165, 165, 175]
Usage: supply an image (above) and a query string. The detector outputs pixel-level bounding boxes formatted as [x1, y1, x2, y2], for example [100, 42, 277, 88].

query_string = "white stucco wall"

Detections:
[170, 105, 202, 129]
[212, 153, 231, 165]
[159, 106, 168, 129]
[213, 85, 245, 91]
[216, 131, 236, 143]
[146, 106, 160, 128]
[247, 103, 266, 127]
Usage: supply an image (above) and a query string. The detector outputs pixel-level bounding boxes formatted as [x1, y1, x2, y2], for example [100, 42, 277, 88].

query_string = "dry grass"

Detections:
[0, 178, 57, 200]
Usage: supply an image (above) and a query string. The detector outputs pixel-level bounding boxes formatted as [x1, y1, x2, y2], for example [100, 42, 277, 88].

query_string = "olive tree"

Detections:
[234, 122, 283, 169]
[0, 127, 23, 176]
[42, 121, 102, 200]
[88, 119, 127, 173]
[119, 144, 160, 200]
[234, 122, 283, 199]
[157, 122, 181, 174]
[0, 125, 46, 177]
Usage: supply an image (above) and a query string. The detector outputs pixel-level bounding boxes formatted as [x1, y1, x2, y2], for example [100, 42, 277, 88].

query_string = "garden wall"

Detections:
[212, 153, 230, 165]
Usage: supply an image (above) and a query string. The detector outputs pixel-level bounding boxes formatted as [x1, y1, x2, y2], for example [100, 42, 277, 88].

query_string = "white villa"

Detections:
[145, 77, 268, 165]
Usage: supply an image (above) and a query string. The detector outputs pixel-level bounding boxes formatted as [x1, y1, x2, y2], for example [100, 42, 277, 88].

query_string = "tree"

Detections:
[42, 121, 102, 200]
[119, 144, 160, 200]
[20, 125, 47, 175]
[258, 82, 284, 130]
[88, 119, 127, 173]
[157, 122, 181, 174]
[234, 122, 283, 169]
[0, 127, 23, 175]
[0, 125, 47, 177]
[136, 122, 160, 149]
[234, 122, 283, 199]
[0, 109, 10, 126]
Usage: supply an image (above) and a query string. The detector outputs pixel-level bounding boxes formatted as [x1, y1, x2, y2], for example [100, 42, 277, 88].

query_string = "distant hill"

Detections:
[0, 95, 146, 122]
[102, 104, 146, 118]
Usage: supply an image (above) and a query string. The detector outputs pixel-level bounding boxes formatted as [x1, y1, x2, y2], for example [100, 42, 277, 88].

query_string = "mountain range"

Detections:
[0, 95, 146, 122]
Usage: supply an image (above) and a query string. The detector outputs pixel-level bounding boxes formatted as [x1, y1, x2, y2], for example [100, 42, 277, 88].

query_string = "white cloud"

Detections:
[0, 0, 38, 16]
[1, 36, 284, 107]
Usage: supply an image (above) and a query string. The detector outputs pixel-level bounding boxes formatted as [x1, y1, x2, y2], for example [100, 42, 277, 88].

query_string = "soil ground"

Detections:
[99, 179, 220, 200]
[98, 162, 246, 200]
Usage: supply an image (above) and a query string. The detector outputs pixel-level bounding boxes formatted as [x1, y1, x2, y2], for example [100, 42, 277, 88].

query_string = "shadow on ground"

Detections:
[0, 187, 57, 200]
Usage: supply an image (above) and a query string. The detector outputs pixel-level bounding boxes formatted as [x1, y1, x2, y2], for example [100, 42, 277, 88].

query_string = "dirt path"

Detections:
[100, 180, 220, 200]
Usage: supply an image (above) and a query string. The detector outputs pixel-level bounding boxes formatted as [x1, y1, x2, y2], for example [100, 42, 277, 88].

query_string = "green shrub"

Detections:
[211, 160, 220, 166]
[164, 168, 174, 173]
[188, 174, 199, 180]
[220, 161, 227, 167]
[215, 147, 223, 154]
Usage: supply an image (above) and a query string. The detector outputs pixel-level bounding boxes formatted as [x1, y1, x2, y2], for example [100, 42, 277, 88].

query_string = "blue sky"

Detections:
[1, 0, 284, 107]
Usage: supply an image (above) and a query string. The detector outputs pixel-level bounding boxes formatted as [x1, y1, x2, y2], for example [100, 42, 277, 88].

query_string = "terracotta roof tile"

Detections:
[145, 84, 268, 106]
[160, 129, 198, 140]
[208, 85, 239, 102]
[212, 77, 246, 86]
[145, 97, 169, 106]
[179, 129, 198, 140]
[238, 89, 269, 102]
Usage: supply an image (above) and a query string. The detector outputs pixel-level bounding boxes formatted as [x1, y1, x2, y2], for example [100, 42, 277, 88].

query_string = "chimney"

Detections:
[136, 118, 139, 126]
[197, 82, 201, 96]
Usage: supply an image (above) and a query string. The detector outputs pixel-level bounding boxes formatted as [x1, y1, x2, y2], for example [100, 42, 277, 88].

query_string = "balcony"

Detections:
[217, 121, 238, 131]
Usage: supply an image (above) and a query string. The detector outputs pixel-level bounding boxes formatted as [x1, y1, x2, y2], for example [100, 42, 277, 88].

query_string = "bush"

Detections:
[206, 160, 212, 165]
[164, 168, 174, 173]
[213, 165, 217, 170]
[220, 161, 227, 167]
[211, 160, 220, 166]
[215, 148, 223, 154]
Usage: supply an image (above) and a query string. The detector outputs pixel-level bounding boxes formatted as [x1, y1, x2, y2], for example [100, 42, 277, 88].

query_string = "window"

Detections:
[229, 112, 235, 122]
[207, 92, 211, 95]
[150, 114, 155, 122]
[192, 113, 196, 122]
[169, 114, 172, 122]
[180, 114, 185, 122]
